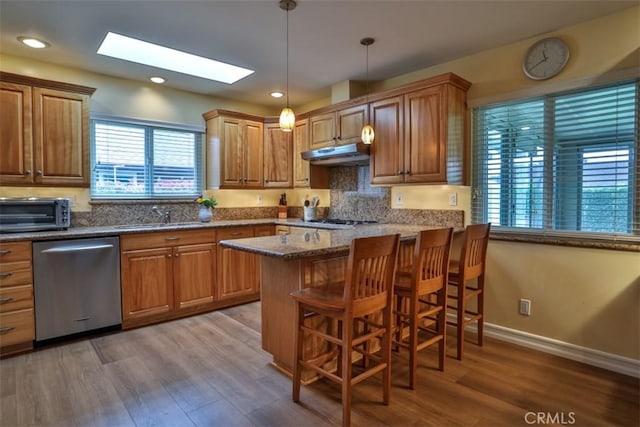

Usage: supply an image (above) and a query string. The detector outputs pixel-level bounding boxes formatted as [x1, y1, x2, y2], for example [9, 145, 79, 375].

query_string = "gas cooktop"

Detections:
[307, 219, 378, 226]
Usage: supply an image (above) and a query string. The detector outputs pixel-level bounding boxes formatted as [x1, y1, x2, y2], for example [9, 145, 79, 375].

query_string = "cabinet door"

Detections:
[263, 123, 292, 188]
[370, 96, 405, 185]
[404, 86, 447, 183]
[121, 247, 174, 320]
[32, 87, 89, 186]
[293, 119, 310, 187]
[174, 243, 216, 309]
[220, 117, 244, 187]
[243, 120, 264, 188]
[336, 104, 367, 144]
[309, 112, 336, 148]
[217, 246, 259, 299]
[0, 82, 33, 185]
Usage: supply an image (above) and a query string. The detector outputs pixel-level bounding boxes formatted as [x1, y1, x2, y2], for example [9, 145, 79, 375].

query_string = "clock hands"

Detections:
[530, 49, 548, 70]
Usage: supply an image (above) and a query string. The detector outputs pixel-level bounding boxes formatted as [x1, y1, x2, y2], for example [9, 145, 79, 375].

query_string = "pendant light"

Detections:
[360, 37, 375, 144]
[279, 0, 296, 132]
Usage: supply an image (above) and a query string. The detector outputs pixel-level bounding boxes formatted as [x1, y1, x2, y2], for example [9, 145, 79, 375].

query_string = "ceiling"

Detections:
[0, 0, 636, 109]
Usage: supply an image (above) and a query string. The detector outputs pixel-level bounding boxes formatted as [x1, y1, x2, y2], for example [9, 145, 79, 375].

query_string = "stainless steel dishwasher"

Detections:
[33, 236, 122, 342]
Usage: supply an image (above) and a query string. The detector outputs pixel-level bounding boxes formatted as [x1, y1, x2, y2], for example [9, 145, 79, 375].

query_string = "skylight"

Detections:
[97, 32, 254, 84]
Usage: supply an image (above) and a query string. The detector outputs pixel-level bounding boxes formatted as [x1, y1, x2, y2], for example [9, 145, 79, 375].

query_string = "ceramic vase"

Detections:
[198, 206, 212, 222]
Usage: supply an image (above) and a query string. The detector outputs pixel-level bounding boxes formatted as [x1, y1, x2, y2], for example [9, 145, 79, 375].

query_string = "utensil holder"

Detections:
[278, 205, 288, 219]
[303, 207, 316, 221]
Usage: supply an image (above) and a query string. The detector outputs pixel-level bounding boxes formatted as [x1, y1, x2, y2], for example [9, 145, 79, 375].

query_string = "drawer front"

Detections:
[0, 285, 33, 313]
[0, 261, 32, 287]
[254, 225, 275, 237]
[121, 229, 217, 251]
[0, 308, 34, 347]
[0, 241, 32, 263]
[217, 226, 254, 241]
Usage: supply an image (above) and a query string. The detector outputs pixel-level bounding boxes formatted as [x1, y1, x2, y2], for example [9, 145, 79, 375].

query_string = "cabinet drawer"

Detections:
[217, 227, 254, 241]
[254, 225, 275, 237]
[0, 308, 34, 347]
[0, 241, 32, 263]
[0, 261, 32, 288]
[0, 285, 33, 313]
[121, 229, 217, 251]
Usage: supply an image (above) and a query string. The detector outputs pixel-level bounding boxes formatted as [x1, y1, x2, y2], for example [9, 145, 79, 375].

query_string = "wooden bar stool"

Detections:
[291, 234, 400, 427]
[393, 227, 453, 389]
[447, 223, 491, 360]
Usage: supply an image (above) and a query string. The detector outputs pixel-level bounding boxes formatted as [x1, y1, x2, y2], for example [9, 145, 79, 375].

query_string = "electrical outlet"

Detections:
[395, 193, 404, 206]
[448, 192, 458, 206]
[257, 195, 263, 205]
[519, 298, 531, 316]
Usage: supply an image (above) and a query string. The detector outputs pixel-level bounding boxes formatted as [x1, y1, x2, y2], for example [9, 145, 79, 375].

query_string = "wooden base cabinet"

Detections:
[0, 241, 34, 356]
[120, 229, 216, 328]
[0, 72, 95, 187]
[217, 225, 275, 301]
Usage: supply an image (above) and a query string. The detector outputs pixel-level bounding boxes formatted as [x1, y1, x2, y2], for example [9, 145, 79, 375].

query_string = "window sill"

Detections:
[489, 229, 640, 252]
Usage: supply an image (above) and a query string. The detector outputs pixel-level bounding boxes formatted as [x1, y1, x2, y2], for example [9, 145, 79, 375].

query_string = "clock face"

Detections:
[523, 37, 570, 80]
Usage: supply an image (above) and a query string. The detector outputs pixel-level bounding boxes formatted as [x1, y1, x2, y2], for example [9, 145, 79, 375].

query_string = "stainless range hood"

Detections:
[300, 142, 370, 166]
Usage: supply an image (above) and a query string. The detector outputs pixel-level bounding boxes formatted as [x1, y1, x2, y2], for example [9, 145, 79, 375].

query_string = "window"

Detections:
[472, 80, 638, 240]
[91, 117, 204, 198]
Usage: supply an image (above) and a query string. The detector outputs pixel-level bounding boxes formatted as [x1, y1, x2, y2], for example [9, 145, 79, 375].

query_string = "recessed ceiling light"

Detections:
[18, 36, 50, 49]
[150, 76, 166, 84]
[97, 32, 254, 84]
[270, 91, 284, 98]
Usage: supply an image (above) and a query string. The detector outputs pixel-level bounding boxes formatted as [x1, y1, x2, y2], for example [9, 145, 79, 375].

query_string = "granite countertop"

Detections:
[219, 224, 457, 260]
[0, 218, 357, 242]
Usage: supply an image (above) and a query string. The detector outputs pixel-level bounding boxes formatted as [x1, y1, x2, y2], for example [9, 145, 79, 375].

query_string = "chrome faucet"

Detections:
[151, 206, 171, 224]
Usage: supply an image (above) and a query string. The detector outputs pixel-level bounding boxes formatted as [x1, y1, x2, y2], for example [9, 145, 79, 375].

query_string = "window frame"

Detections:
[472, 79, 639, 247]
[90, 114, 205, 200]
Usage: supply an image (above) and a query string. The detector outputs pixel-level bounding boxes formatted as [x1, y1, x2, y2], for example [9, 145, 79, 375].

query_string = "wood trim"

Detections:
[202, 109, 264, 122]
[0, 71, 96, 95]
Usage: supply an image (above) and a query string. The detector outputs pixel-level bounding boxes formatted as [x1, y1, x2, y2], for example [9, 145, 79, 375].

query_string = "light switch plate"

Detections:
[257, 195, 263, 205]
[395, 193, 404, 206]
[448, 192, 458, 206]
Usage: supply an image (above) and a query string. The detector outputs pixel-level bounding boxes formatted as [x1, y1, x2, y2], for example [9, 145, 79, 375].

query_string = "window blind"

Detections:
[92, 120, 204, 198]
[472, 80, 638, 240]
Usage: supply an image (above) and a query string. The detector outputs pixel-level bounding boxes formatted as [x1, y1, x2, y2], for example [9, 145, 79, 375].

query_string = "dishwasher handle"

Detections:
[40, 243, 115, 254]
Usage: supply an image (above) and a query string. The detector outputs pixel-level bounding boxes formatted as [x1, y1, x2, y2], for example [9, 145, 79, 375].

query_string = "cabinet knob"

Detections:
[174, 253, 179, 257]
[404, 170, 410, 175]
[397, 171, 403, 175]
[243, 178, 248, 183]
[305, 177, 309, 181]
[36, 169, 43, 176]
[25, 169, 32, 176]
[167, 254, 172, 258]
[265, 179, 269, 183]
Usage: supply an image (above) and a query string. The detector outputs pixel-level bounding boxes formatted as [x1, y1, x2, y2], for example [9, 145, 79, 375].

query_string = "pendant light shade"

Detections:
[360, 37, 375, 144]
[361, 124, 375, 144]
[279, 107, 295, 131]
[279, 0, 296, 132]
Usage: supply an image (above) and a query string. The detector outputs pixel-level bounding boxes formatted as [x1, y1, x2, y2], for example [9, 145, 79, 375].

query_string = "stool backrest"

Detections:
[344, 234, 400, 317]
[413, 228, 453, 294]
[460, 223, 491, 281]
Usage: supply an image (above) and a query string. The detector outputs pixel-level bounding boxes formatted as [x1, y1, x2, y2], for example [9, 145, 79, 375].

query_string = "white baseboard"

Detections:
[476, 322, 640, 378]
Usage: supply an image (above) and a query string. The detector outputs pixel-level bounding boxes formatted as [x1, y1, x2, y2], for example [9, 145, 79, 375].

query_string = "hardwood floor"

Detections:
[1, 301, 637, 426]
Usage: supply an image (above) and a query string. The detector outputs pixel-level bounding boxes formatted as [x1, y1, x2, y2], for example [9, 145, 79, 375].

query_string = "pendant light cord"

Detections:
[286, 6, 290, 108]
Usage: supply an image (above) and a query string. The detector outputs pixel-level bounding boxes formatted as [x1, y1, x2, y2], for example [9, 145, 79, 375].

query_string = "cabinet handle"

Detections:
[265, 179, 269, 183]
[397, 170, 403, 175]
[167, 254, 172, 258]
[243, 178, 248, 183]
[305, 177, 309, 181]
[230, 232, 243, 237]
[36, 169, 43, 176]
[165, 237, 180, 241]
[0, 250, 11, 255]
[25, 169, 32, 176]
[174, 253, 179, 257]
[0, 327, 15, 334]
[404, 170, 410, 175]
[0, 272, 12, 279]
[0, 297, 14, 304]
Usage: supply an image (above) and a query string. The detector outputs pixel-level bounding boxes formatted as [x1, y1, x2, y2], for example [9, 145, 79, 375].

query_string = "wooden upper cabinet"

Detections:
[203, 110, 264, 189]
[264, 121, 293, 188]
[370, 74, 470, 185]
[0, 82, 33, 185]
[0, 72, 94, 187]
[293, 119, 310, 187]
[33, 87, 90, 186]
[369, 96, 404, 185]
[404, 86, 446, 183]
[309, 104, 367, 148]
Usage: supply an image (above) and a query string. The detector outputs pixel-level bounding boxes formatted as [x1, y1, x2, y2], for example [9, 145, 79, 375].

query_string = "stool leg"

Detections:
[409, 294, 418, 389]
[382, 305, 392, 405]
[457, 285, 465, 360]
[341, 318, 353, 427]
[292, 304, 304, 402]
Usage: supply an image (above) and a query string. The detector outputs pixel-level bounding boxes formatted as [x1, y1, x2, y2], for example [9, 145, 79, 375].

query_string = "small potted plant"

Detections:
[195, 195, 217, 222]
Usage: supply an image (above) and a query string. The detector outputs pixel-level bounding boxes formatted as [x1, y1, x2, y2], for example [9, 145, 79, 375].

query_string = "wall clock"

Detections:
[522, 37, 570, 80]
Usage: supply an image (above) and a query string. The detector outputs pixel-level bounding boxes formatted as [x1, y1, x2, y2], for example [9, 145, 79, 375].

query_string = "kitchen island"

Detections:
[220, 224, 454, 378]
